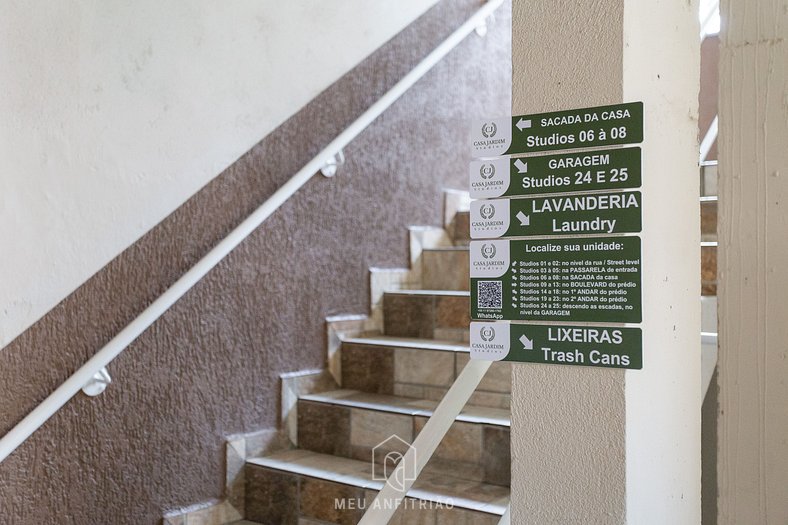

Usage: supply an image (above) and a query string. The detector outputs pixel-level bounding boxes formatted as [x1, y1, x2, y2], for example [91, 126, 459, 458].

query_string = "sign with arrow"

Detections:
[470, 322, 642, 369]
[469, 147, 641, 199]
[470, 102, 643, 158]
[470, 237, 642, 323]
[470, 191, 642, 239]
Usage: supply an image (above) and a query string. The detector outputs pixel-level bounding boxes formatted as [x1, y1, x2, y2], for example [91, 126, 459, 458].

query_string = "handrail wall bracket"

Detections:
[320, 150, 345, 178]
[82, 367, 112, 397]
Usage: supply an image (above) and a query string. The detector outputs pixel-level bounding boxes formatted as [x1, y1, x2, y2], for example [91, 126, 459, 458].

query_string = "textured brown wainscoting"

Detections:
[0, 1, 511, 523]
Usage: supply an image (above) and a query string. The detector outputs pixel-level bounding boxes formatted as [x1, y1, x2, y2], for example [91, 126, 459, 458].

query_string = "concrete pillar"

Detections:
[717, 1, 788, 523]
[510, 2, 700, 523]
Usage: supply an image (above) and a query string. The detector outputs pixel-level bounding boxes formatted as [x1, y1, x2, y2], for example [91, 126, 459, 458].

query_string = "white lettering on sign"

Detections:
[548, 153, 611, 169]
[547, 327, 624, 344]
[530, 193, 639, 213]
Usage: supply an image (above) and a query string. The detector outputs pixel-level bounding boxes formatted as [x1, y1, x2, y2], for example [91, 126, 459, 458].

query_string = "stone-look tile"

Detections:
[162, 516, 186, 525]
[186, 501, 242, 525]
[245, 465, 299, 525]
[422, 250, 470, 291]
[384, 293, 436, 338]
[298, 400, 352, 457]
[327, 314, 369, 384]
[456, 354, 511, 394]
[422, 458, 485, 484]
[298, 518, 330, 525]
[390, 499, 438, 525]
[341, 343, 394, 394]
[436, 508, 500, 525]
[701, 244, 717, 282]
[700, 200, 717, 239]
[300, 477, 365, 525]
[435, 295, 470, 329]
[451, 212, 471, 246]
[351, 408, 413, 458]
[467, 391, 511, 410]
[395, 348, 455, 387]
[482, 426, 511, 486]
[394, 383, 427, 399]
[414, 418, 482, 464]
[433, 327, 469, 343]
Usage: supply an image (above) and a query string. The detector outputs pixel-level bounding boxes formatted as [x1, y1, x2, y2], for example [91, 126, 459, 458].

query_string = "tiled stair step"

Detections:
[421, 247, 470, 292]
[383, 290, 469, 341]
[700, 196, 717, 241]
[245, 450, 509, 525]
[297, 390, 510, 486]
[340, 335, 510, 408]
[702, 242, 717, 296]
[451, 210, 471, 247]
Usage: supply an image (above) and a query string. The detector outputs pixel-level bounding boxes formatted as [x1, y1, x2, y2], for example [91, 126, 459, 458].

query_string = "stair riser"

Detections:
[450, 211, 471, 246]
[701, 200, 717, 241]
[383, 293, 469, 341]
[297, 400, 510, 486]
[341, 342, 511, 406]
[245, 464, 502, 525]
[702, 244, 716, 296]
[421, 250, 470, 291]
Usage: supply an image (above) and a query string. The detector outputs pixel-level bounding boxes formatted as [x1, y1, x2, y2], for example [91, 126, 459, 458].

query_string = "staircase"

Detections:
[240, 192, 509, 525]
[164, 180, 718, 525]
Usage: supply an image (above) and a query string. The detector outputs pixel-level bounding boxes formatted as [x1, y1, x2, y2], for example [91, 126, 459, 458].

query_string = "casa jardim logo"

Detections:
[481, 122, 497, 138]
[481, 243, 496, 259]
[480, 325, 495, 341]
[470, 322, 510, 360]
[480, 163, 496, 180]
[479, 203, 495, 219]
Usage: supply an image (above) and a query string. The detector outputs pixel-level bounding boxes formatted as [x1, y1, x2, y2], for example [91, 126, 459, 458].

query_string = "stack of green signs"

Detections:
[468, 102, 644, 370]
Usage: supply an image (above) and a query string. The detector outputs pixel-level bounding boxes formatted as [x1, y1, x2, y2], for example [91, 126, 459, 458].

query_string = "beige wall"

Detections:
[717, 1, 788, 522]
[0, 0, 437, 349]
[510, 1, 700, 522]
[510, 1, 626, 523]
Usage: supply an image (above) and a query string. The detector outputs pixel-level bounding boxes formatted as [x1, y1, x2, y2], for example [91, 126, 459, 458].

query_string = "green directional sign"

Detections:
[469, 147, 641, 199]
[470, 236, 642, 323]
[470, 102, 643, 158]
[470, 191, 642, 239]
[470, 322, 642, 369]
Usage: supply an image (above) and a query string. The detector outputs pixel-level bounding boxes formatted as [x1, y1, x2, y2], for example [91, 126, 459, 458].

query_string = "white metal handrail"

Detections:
[0, 0, 504, 465]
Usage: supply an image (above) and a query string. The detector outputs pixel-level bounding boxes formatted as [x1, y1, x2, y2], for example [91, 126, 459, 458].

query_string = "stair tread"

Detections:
[344, 335, 469, 353]
[300, 389, 509, 427]
[247, 450, 509, 515]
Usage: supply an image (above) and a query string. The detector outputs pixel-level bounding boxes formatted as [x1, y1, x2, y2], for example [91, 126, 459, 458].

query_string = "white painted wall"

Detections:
[717, 1, 788, 522]
[511, 1, 700, 522]
[0, 0, 437, 348]
[623, 1, 701, 523]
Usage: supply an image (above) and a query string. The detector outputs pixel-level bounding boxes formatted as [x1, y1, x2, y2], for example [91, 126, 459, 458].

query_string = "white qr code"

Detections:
[477, 280, 502, 309]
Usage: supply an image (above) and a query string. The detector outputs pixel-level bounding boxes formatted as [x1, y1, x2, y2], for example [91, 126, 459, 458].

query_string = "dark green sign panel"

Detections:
[470, 322, 642, 369]
[470, 102, 643, 158]
[470, 236, 642, 323]
[469, 147, 641, 199]
[470, 191, 642, 239]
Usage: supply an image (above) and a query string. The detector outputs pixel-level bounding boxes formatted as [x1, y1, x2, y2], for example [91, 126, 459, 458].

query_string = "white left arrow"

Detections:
[519, 334, 534, 350]
[516, 211, 530, 226]
[516, 118, 532, 131]
[514, 159, 528, 173]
